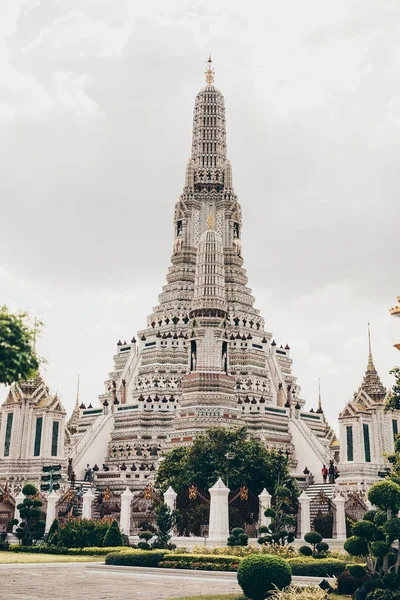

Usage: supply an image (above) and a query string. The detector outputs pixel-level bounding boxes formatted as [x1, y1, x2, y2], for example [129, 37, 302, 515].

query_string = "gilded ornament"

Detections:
[239, 485, 249, 501]
[188, 484, 197, 500]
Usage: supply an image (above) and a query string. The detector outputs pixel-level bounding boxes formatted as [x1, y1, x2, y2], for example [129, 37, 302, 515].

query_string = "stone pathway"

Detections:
[0, 563, 241, 599]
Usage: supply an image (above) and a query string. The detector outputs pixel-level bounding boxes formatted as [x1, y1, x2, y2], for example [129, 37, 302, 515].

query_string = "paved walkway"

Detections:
[0, 562, 241, 599]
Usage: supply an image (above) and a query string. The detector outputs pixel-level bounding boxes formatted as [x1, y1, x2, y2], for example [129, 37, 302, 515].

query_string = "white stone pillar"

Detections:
[163, 486, 177, 536]
[298, 491, 311, 540]
[82, 488, 95, 519]
[45, 490, 59, 533]
[208, 478, 230, 542]
[163, 486, 177, 512]
[333, 493, 346, 541]
[120, 487, 133, 535]
[13, 491, 25, 531]
[258, 488, 272, 528]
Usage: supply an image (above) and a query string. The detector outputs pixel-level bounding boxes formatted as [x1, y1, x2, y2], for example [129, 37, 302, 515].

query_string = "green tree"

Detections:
[103, 520, 123, 547]
[259, 486, 297, 546]
[385, 367, 400, 412]
[156, 427, 294, 535]
[0, 306, 42, 385]
[344, 480, 400, 579]
[15, 483, 45, 545]
[152, 503, 177, 549]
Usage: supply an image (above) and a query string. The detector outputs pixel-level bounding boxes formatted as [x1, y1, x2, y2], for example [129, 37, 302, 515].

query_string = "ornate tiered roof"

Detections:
[359, 325, 387, 403]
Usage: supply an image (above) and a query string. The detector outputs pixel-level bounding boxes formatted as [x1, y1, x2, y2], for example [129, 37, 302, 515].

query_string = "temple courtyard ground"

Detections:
[0, 562, 242, 599]
[0, 559, 350, 600]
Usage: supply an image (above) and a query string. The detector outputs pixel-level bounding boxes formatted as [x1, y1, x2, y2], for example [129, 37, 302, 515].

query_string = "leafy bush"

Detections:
[287, 557, 346, 577]
[363, 578, 385, 593]
[159, 554, 240, 572]
[105, 550, 167, 567]
[137, 541, 151, 550]
[227, 527, 248, 547]
[348, 564, 367, 579]
[237, 554, 292, 600]
[103, 520, 123, 547]
[9, 544, 129, 555]
[344, 535, 369, 556]
[47, 518, 112, 548]
[336, 570, 359, 595]
[366, 590, 397, 600]
[299, 546, 313, 557]
[138, 531, 153, 542]
[316, 542, 329, 553]
[382, 573, 400, 591]
[0, 531, 9, 551]
[257, 535, 271, 545]
[269, 585, 327, 600]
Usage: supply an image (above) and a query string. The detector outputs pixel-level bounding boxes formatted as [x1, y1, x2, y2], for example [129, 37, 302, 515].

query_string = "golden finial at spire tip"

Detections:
[205, 55, 215, 85]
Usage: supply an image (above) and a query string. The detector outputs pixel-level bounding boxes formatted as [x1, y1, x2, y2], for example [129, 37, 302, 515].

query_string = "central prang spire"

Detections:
[191, 58, 227, 172]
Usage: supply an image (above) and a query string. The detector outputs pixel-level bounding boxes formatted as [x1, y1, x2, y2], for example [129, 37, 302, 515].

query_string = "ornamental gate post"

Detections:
[258, 488, 272, 528]
[120, 487, 133, 535]
[208, 478, 230, 542]
[45, 490, 59, 533]
[298, 491, 311, 540]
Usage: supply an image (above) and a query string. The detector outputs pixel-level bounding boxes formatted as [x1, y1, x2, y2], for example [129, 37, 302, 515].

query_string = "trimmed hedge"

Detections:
[287, 557, 346, 577]
[106, 550, 168, 567]
[104, 551, 347, 576]
[159, 554, 240, 572]
[9, 545, 129, 556]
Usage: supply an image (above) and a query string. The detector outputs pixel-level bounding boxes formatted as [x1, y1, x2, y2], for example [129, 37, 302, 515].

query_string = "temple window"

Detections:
[34, 416, 43, 457]
[393, 419, 398, 440]
[51, 421, 60, 457]
[4, 412, 13, 457]
[363, 423, 371, 463]
[346, 425, 353, 461]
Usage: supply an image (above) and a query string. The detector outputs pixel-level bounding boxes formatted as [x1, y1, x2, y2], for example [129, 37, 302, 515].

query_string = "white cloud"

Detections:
[50, 71, 102, 117]
[22, 10, 131, 59]
[0, 60, 53, 119]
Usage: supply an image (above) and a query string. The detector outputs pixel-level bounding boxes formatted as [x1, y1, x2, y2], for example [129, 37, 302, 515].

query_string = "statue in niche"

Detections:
[191, 352, 197, 371]
[233, 237, 241, 257]
[174, 236, 183, 254]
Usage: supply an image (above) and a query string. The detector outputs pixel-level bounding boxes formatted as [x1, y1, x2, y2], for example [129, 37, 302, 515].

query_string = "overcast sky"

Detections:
[0, 0, 398, 432]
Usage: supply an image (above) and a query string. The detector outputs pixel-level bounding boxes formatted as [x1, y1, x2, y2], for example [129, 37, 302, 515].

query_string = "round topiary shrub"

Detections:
[237, 554, 292, 600]
[363, 577, 385, 593]
[304, 531, 323, 545]
[138, 531, 153, 542]
[353, 520, 378, 540]
[258, 525, 269, 534]
[363, 510, 377, 522]
[382, 573, 400, 591]
[316, 542, 329, 553]
[257, 535, 271, 545]
[232, 527, 245, 536]
[238, 533, 249, 546]
[368, 480, 400, 511]
[299, 545, 313, 556]
[348, 564, 367, 579]
[344, 535, 369, 557]
[137, 541, 151, 550]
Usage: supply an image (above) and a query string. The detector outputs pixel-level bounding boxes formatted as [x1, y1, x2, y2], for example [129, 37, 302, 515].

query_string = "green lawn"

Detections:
[0, 552, 104, 564]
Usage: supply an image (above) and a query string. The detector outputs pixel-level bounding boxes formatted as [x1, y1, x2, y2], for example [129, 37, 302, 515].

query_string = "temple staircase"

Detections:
[305, 483, 336, 528]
